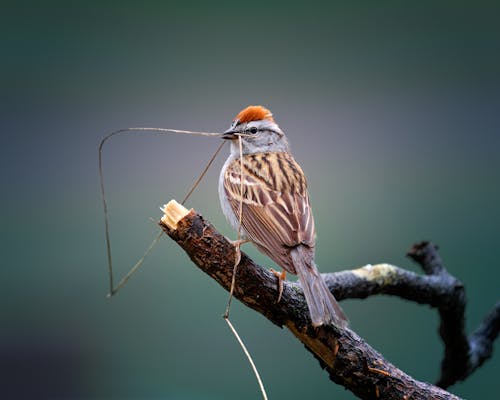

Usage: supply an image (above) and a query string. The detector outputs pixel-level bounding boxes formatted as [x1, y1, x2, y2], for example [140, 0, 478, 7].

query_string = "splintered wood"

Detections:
[161, 200, 190, 230]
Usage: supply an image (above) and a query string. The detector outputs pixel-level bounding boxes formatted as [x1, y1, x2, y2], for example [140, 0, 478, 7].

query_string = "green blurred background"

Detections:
[1, 1, 499, 399]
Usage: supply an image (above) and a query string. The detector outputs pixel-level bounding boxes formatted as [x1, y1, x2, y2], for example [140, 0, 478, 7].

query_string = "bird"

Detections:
[218, 105, 348, 328]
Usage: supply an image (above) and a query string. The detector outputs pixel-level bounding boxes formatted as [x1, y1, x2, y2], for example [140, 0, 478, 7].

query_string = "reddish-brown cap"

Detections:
[234, 105, 274, 124]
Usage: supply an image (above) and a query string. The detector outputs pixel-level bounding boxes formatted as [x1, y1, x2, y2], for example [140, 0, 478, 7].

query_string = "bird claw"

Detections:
[270, 268, 286, 303]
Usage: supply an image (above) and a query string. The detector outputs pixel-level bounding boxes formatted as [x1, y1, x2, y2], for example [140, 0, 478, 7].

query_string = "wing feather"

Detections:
[224, 152, 315, 274]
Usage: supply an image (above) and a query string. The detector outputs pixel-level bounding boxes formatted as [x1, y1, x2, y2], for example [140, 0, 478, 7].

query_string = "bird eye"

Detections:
[248, 127, 258, 134]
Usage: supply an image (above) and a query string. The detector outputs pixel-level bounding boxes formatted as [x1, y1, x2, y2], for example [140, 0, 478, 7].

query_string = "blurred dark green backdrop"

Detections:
[1, 1, 499, 399]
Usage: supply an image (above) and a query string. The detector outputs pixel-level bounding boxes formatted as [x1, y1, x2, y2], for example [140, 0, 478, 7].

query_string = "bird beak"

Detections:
[222, 128, 239, 140]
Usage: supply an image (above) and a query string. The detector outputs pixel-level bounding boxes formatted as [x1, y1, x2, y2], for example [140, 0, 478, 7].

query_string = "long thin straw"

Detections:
[221, 136, 269, 400]
[99, 127, 267, 399]
[181, 141, 226, 205]
[224, 135, 245, 318]
[224, 317, 269, 400]
[99, 127, 222, 296]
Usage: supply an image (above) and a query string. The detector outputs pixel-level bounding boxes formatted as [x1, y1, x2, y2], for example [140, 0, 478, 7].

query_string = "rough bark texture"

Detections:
[159, 208, 499, 400]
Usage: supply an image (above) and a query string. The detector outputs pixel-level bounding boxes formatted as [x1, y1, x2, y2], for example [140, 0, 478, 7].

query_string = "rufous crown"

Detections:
[234, 105, 274, 124]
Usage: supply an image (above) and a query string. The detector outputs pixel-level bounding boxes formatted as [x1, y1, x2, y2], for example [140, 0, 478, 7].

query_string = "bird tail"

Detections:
[291, 247, 348, 328]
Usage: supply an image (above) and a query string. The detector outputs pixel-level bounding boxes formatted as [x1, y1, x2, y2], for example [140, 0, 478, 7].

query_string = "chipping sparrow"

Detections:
[219, 105, 348, 328]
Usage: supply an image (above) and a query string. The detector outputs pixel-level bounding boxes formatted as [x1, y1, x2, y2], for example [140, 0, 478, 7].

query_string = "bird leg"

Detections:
[270, 269, 286, 303]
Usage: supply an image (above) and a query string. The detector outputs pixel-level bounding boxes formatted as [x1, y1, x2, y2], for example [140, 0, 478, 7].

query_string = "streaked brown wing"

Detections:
[224, 152, 315, 274]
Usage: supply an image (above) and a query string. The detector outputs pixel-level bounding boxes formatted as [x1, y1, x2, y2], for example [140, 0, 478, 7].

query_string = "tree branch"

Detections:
[322, 244, 499, 388]
[159, 201, 499, 400]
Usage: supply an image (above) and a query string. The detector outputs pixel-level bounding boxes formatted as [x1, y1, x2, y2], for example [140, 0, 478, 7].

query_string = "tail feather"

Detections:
[291, 248, 348, 328]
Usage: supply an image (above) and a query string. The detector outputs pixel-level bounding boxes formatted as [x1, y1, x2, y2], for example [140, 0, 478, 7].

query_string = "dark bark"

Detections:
[322, 242, 499, 388]
[160, 208, 499, 400]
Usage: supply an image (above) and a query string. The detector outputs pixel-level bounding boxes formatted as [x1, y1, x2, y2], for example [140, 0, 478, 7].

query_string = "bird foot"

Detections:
[270, 269, 286, 303]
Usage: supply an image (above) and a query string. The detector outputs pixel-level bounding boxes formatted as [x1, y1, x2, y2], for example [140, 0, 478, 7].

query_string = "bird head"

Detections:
[222, 105, 289, 154]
